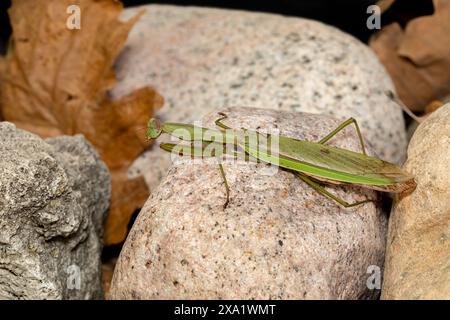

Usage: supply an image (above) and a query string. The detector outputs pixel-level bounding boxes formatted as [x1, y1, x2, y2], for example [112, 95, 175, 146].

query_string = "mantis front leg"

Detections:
[297, 173, 372, 208]
[318, 117, 367, 155]
[160, 142, 232, 209]
[218, 163, 230, 209]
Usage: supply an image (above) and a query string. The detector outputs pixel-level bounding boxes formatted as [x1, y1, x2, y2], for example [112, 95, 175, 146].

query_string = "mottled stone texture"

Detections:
[110, 107, 387, 300]
[115, 5, 407, 191]
[0, 122, 111, 299]
[382, 104, 450, 300]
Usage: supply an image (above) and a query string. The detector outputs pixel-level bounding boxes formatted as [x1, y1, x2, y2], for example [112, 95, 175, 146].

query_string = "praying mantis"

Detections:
[146, 112, 416, 209]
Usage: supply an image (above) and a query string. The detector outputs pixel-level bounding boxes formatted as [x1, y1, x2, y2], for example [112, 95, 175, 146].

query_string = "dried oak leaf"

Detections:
[377, 0, 397, 12]
[0, 0, 163, 245]
[370, 0, 450, 112]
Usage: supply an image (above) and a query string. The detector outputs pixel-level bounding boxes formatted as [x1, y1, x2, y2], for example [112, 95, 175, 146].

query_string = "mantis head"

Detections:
[146, 118, 162, 140]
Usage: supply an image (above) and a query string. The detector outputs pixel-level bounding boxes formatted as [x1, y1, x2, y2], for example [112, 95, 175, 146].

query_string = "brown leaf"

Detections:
[377, 0, 397, 13]
[424, 99, 444, 114]
[0, 57, 5, 121]
[0, 0, 163, 244]
[105, 170, 149, 245]
[370, 0, 450, 112]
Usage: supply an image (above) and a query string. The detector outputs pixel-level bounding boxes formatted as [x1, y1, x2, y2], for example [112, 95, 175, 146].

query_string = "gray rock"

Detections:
[109, 107, 387, 299]
[0, 122, 111, 300]
[114, 5, 407, 190]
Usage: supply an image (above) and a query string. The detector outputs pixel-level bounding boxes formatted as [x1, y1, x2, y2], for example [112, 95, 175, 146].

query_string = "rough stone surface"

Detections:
[114, 5, 407, 190]
[110, 107, 387, 300]
[0, 122, 111, 299]
[382, 104, 450, 300]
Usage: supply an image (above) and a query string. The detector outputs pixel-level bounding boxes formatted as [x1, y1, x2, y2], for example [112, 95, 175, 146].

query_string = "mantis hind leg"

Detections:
[215, 112, 232, 130]
[218, 163, 230, 209]
[318, 118, 367, 155]
[297, 173, 372, 208]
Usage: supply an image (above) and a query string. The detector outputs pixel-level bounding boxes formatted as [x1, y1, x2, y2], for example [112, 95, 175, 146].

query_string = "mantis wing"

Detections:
[241, 135, 416, 192]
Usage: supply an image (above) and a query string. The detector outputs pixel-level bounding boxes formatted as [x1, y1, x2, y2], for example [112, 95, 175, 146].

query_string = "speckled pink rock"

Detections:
[109, 107, 387, 300]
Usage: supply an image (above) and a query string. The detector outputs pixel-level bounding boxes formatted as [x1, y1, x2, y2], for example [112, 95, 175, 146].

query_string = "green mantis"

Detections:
[146, 113, 416, 209]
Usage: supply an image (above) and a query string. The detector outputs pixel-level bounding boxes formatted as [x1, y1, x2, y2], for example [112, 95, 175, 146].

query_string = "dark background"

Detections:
[120, 0, 378, 41]
[0, 0, 435, 53]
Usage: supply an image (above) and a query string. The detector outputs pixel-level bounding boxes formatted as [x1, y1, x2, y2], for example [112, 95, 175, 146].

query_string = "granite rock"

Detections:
[381, 104, 450, 300]
[113, 5, 407, 190]
[0, 122, 111, 299]
[109, 107, 387, 299]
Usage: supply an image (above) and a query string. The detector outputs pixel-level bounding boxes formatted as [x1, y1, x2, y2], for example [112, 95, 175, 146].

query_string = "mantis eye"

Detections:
[146, 118, 162, 139]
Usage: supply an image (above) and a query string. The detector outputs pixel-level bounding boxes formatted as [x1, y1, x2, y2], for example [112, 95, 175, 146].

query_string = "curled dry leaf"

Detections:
[377, 0, 397, 12]
[370, 0, 450, 112]
[0, 0, 163, 245]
